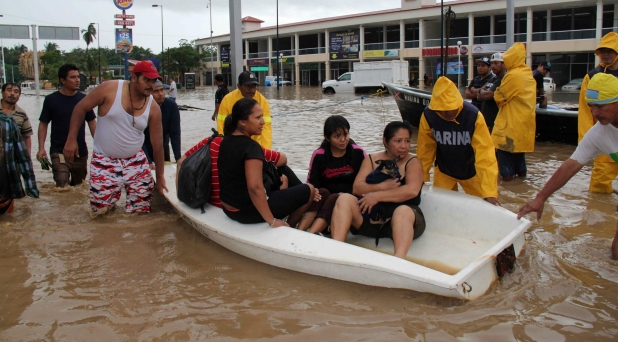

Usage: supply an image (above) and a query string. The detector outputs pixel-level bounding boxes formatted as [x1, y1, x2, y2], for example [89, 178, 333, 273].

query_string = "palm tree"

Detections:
[81, 24, 97, 78]
[44, 42, 59, 52]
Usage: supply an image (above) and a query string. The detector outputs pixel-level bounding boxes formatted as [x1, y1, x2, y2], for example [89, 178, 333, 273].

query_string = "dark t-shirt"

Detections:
[480, 73, 504, 129]
[532, 70, 544, 91]
[467, 74, 493, 109]
[219, 135, 265, 209]
[215, 84, 229, 104]
[307, 144, 366, 194]
[39, 91, 96, 156]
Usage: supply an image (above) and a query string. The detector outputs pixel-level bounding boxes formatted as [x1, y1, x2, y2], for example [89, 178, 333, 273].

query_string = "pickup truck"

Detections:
[322, 60, 409, 94]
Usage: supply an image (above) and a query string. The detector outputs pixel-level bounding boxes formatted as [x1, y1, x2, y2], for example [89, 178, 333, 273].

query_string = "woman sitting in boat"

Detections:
[218, 98, 318, 228]
[330, 121, 426, 258]
[298, 115, 367, 234]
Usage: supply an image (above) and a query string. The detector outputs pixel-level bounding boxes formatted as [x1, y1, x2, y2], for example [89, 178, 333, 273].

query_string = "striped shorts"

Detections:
[89, 150, 154, 213]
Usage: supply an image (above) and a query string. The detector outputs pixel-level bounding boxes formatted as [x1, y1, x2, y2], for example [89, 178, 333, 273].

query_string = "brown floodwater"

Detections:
[1, 86, 617, 341]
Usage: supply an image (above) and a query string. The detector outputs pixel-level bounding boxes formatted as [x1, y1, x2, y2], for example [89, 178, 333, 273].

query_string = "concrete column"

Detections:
[597, 0, 604, 66]
[490, 15, 495, 43]
[229, 0, 243, 88]
[325, 28, 330, 80]
[525, 7, 532, 68]
[318, 62, 322, 84]
[614, 5, 618, 32]
[267, 37, 273, 76]
[400, 20, 405, 61]
[419, 19, 425, 90]
[468, 13, 474, 85]
[295, 62, 300, 86]
[216, 43, 221, 62]
[383, 25, 388, 49]
[295, 32, 299, 56]
[360, 25, 365, 62]
[546, 10, 551, 41]
[244, 39, 249, 61]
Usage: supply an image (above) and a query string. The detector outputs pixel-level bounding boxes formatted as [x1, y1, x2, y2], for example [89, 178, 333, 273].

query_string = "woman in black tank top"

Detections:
[330, 121, 426, 259]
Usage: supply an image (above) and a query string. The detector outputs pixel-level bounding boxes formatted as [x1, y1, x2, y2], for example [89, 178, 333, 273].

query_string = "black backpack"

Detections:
[177, 129, 220, 211]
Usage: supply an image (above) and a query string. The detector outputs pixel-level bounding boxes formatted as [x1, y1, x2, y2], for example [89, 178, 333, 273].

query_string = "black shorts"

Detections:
[496, 150, 527, 177]
[222, 184, 310, 224]
[351, 202, 426, 241]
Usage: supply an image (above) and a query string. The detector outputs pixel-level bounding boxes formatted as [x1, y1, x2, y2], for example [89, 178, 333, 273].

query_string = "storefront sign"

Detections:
[220, 46, 230, 63]
[251, 66, 269, 71]
[329, 29, 360, 60]
[363, 50, 399, 58]
[115, 14, 135, 19]
[113, 0, 133, 11]
[460, 46, 468, 55]
[472, 44, 506, 53]
[436, 61, 464, 75]
[247, 58, 269, 66]
[115, 28, 133, 53]
[422, 47, 458, 57]
[221, 62, 230, 68]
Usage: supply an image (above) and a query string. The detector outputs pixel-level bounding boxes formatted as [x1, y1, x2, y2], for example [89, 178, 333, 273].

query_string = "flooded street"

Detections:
[1, 86, 617, 341]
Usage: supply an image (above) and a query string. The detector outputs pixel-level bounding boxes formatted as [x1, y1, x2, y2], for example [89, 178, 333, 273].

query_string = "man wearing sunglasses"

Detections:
[63, 60, 167, 214]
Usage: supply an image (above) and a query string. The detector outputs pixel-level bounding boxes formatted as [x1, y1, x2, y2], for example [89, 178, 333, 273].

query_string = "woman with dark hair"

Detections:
[298, 115, 366, 233]
[218, 98, 317, 227]
[330, 121, 426, 258]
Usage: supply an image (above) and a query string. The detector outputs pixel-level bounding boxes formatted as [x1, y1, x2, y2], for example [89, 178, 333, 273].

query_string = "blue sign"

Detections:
[436, 61, 464, 75]
[220, 46, 230, 62]
[329, 29, 360, 60]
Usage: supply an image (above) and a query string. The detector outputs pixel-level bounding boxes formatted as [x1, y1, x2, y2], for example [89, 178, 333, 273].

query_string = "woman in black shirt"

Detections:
[218, 98, 316, 228]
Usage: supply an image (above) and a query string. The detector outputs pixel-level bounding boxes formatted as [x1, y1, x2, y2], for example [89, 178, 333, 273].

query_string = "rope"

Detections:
[271, 88, 389, 118]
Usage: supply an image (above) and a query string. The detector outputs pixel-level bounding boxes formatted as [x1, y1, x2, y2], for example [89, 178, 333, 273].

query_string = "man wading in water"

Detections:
[518, 73, 618, 259]
[63, 60, 167, 214]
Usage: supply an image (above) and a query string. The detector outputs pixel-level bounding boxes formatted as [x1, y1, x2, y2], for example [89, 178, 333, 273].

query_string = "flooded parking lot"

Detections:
[1, 86, 617, 341]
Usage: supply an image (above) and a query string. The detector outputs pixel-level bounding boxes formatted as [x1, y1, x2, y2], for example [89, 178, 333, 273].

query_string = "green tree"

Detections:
[81, 23, 97, 77]
[128, 46, 155, 61]
[44, 42, 59, 52]
[40, 50, 63, 85]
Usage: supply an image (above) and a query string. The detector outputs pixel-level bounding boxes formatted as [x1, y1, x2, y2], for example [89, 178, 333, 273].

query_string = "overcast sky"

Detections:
[1, 0, 407, 53]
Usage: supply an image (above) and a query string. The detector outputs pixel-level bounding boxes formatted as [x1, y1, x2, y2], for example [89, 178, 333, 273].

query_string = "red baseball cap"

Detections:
[132, 60, 162, 80]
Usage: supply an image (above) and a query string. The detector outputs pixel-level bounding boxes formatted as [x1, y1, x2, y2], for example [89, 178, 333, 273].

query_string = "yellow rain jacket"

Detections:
[216, 89, 273, 149]
[577, 32, 618, 193]
[418, 77, 499, 199]
[492, 43, 537, 152]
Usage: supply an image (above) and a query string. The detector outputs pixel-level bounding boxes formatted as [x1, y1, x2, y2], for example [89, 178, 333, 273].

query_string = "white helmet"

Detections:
[490, 52, 504, 62]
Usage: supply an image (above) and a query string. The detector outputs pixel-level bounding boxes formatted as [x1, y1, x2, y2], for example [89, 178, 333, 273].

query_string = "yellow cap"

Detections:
[428, 76, 463, 111]
[585, 73, 618, 105]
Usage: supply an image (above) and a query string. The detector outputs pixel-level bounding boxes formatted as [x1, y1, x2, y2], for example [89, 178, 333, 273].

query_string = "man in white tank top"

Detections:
[63, 60, 168, 214]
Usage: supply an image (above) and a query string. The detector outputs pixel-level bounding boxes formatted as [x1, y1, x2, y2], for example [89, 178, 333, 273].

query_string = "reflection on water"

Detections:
[1, 86, 617, 340]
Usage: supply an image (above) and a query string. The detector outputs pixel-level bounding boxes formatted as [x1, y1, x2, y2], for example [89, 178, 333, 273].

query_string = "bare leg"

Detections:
[612, 219, 618, 260]
[297, 211, 317, 231]
[308, 218, 328, 234]
[287, 184, 315, 227]
[390, 206, 415, 258]
[330, 194, 363, 241]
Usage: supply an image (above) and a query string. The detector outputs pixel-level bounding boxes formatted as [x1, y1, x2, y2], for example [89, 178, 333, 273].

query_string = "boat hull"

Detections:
[162, 165, 531, 300]
[383, 82, 578, 145]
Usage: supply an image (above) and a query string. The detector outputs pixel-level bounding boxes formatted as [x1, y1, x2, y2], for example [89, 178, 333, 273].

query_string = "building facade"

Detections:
[195, 0, 618, 89]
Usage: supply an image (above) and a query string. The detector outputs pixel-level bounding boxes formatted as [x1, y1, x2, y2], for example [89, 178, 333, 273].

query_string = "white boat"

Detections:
[161, 165, 531, 300]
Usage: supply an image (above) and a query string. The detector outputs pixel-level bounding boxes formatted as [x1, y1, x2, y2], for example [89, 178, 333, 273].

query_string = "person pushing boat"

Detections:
[518, 73, 618, 259]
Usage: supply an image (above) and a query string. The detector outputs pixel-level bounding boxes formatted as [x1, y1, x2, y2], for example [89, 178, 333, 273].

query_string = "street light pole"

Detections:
[457, 40, 462, 88]
[152, 4, 164, 82]
[91, 22, 101, 84]
[276, 0, 280, 90]
[207, 0, 214, 93]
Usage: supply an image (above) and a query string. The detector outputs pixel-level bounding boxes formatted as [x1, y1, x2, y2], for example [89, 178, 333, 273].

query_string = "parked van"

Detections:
[265, 76, 276, 86]
[543, 77, 556, 92]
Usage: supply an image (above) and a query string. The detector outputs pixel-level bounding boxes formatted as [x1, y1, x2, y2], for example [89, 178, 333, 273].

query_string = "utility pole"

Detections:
[506, 0, 515, 49]
[32, 25, 40, 97]
[229, 0, 243, 88]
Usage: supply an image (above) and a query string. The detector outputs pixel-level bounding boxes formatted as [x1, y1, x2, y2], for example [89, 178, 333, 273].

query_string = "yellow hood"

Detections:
[503, 42, 526, 70]
[596, 32, 618, 66]
[428, 76, 463, 112]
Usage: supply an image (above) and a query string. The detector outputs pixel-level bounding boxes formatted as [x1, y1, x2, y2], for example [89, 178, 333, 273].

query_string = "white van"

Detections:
[265, 76, 276, 86]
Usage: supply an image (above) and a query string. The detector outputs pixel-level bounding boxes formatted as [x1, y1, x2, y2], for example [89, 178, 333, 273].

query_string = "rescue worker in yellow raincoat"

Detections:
[217, 71, 273, 149]
[578, 32, 618, 193]
[492, 42, 537, 181]
[417, 77, 500, 206]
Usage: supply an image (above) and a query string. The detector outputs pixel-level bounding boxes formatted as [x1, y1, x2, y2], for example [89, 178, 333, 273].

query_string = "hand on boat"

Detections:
[271, 219, 289, 228]
[517, 197, 545, 221]
[484, 197, 501, 206]
[358, 194, 379, 214]
[155, 178, 169, 196]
